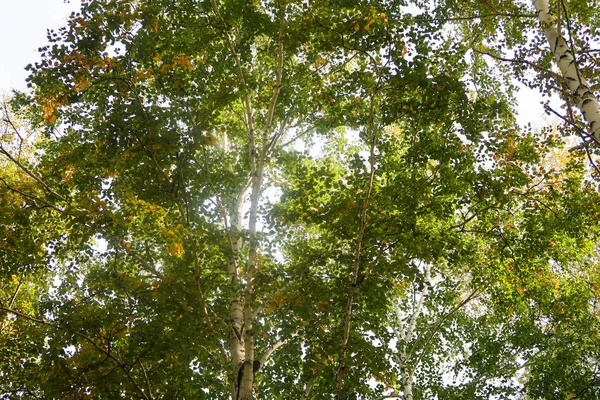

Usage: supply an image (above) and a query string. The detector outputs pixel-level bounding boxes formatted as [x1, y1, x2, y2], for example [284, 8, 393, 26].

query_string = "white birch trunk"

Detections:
[533, 0, 600, 142]
[402, 373, 414, 400]
[393, 264, 430, 400]
[210, 1, 285, 397]
[228, 190, 247, 400]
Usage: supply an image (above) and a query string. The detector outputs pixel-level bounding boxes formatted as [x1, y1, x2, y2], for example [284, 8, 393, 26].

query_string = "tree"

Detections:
[533, 0, 600, 143]
[1, 0, 600, 399]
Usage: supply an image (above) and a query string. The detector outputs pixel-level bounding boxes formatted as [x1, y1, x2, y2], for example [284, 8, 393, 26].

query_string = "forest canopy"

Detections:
[2, 0, 600, 399]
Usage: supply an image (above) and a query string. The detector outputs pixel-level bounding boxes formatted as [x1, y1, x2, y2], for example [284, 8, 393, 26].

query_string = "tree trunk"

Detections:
[393, 264, 430, 400]
[336, 94, 378, 395]
[401, 371, 413, 400]
[228, 188, 248, 400]
[533, 0, 600, 142]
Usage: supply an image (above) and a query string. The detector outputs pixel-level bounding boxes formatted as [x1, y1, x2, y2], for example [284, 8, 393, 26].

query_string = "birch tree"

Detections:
[533, 0, 600, 143]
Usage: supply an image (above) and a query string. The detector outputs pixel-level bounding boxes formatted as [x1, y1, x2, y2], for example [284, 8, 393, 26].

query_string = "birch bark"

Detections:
[210, 1, 286, 397]
[533, 0, 600, 142]
[237, 11, 285, 398]
[228, 189, 247, 400]
[392, 264, 430, 400]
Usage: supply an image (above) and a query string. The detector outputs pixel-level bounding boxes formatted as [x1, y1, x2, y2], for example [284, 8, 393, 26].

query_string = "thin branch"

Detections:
[278, 125, 313, 149]
[545, 104, 600, 152]
[258, 330, 300, 372]
[6, 271, 25, 310]
[113, 237, 163, 280]
[0, 145, 66, 201]
[410, 290, 480, 373]
[0, 176, 64, 213]
[571, 373, 600, 399]
[136, 359, 154, 400]
[262, 11, 286, 154]
[557, 101, 600, 175]
[209, 0, 256, 149]
[300, 377, 315, 400]
[1, 103, 25, 161]
[472, 48, 561, 79]
[0, 270, 25, 331]
[412, 12, 537, 22]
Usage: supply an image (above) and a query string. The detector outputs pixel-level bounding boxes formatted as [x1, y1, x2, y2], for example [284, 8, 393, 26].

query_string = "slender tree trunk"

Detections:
[336, 94, 378, 396]
[533, 0, 600, 142]
[226, 185, 248, 399]
[208, 0, 257, 396]
[237, 8, 285, 396]
[393, 264, 430, 400]
[212, 2, 285, 397]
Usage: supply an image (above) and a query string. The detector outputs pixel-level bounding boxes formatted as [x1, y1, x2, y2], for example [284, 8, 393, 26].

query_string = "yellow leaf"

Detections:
[317, 300, 328, 312]
[174, 55, 193, 71]
[166, 242, 184, 258]
[73, 77, 91, 92]
[160, 63, 173, 74]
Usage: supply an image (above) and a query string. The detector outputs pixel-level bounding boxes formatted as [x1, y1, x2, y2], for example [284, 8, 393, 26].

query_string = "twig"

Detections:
[472, 48, 561, 79]
[0, 177, 64, 212]
[412, 12, 537, 22]
[136, 359, 154, 400]
[0, 145, 66, 201]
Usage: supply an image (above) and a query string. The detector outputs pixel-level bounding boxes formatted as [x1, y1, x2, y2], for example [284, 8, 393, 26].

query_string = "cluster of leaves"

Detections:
[2, 0, 600, 399]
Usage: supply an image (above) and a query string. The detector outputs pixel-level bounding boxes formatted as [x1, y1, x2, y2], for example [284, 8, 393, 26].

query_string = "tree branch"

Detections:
[410, 290, 480, 373]
[413, 12, 537, 22]
[0, 305, 152, 400]
[0, 145, 66, 202]
[258, 330, 300, 372]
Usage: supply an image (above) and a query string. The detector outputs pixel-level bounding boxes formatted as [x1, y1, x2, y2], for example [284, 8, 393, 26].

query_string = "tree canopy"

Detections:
[2, 0, 600, 399]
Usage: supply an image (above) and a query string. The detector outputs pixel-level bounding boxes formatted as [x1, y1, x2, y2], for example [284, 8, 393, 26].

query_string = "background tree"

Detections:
[1, 0, 600, 399]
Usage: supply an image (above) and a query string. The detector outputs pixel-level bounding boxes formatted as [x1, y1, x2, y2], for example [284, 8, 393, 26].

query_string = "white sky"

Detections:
[0, 0, 81, 93]
[0, 0, 551, 127]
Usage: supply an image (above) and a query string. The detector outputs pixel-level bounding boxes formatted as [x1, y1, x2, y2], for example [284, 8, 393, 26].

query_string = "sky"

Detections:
[0, 0, 553, 127]
[0, 0, 81, 93]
